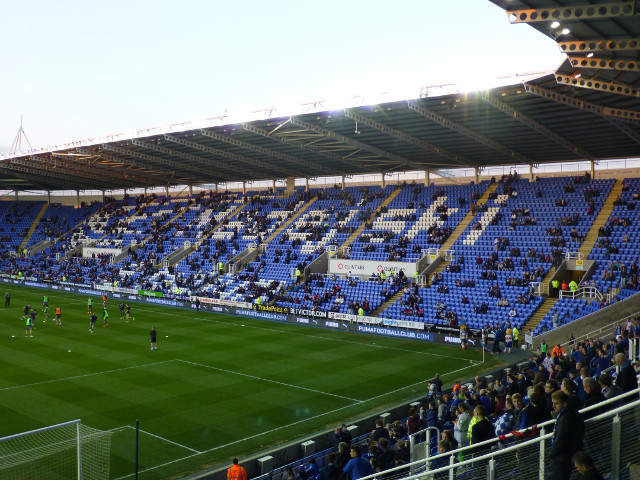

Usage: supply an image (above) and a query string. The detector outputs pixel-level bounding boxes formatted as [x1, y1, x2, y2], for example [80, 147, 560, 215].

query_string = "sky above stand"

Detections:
[0, 0, 565, 154]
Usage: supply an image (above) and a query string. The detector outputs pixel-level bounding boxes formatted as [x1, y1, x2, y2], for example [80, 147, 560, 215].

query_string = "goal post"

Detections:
[0, 419, 112, 480]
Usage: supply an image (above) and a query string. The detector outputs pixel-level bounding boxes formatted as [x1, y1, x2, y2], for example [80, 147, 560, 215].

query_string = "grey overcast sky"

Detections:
[0, 0, 565, 153]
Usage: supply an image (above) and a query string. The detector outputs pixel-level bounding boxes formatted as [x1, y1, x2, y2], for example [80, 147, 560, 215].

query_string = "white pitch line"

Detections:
[176, 358, 362, 402]
[113, 359, 484, 480]
[121, 425, 201, 453]
[0, 360, 175, 392]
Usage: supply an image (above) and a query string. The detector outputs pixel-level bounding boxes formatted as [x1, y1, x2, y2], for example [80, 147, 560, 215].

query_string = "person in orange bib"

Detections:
[54, 306, 62, 326]
[227, 458, 247, 480]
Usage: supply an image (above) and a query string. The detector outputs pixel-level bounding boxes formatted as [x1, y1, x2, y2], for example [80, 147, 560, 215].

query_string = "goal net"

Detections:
[0, 420, 112, 480]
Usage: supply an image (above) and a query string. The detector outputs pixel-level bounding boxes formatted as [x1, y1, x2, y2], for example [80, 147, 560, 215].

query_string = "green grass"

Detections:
[0, 285, 501, 479]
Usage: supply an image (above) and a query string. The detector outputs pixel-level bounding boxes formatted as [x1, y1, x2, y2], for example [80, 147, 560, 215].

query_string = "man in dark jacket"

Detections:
[471, 405, 495, 456]
[614, 353, 637, 394]
[548, 391, 585, 480]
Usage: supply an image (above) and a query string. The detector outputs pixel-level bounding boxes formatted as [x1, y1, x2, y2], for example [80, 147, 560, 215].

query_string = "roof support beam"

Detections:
[406, 100, 535, 164]
[48, 155, 152, 188]
[1, 161, 99, 190]
[289, 116, 425, 171]
[241, 122, 357, 171]
[558, 38, 640, 54]
[105, 143, 231, 182]
[164, 134, 289, 179]
[343, 109, 474, 167]
[523, 83, 640, 123]
[568, 56, 640, 72]
[555, 74, 640, 98]
[22, 157, 118, 190]
[198, 129, 318, 177]
[479, 91, 596, 160]
[506, 1, 635, 23]
[76, 148, 173, 177]
[0, 164, 51, 190]
[603, 117, 640, 145]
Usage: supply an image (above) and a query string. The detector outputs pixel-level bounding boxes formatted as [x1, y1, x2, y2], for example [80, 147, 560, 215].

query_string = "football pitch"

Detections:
[0, 285, 501, 479]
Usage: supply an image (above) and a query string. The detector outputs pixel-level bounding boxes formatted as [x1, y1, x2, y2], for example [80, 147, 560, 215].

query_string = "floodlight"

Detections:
[551, 21, 560, 28]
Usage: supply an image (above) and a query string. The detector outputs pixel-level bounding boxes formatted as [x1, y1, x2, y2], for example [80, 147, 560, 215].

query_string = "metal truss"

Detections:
[105, 143, 229, 182]
[164, 133, 291, 179]
[288, 116, 425, 171]
[48, 155, 155, 188]
[76, 148, 173, 177]
[406, 100, 535, 165]
[506, 1, 635, 23]
[555, 74, 640, 98]
[343, 109, 474, 167]
[559, 38, 640, 53]
[1, 159, 104, 191]
[197, 129, 312, 177]
[25, 156, 126, 190]
[523, 83, 640, 122]
[603, 116, 640, 145]
[568, 56, 640, 72]
[479, 91, 596, 160]
[241, 122, 360, 172]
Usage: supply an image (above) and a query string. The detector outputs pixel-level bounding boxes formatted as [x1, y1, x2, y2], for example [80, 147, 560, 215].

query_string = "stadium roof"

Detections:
[1, 1, 638, 193]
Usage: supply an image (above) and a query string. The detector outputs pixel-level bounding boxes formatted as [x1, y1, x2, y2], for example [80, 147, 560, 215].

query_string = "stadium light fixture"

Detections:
[561, 28, 570, 35]
[551, 21, 560, 28]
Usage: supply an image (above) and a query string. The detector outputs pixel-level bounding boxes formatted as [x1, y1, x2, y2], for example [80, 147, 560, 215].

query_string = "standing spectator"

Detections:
[227, 458, 247, 480]
[342, 445, 372, 480]
[549, 391, 585, 480]
[319, 453, 340, 480]
[470, 405, 495, 456]
[369, 418, 389, 444]
[614, 353, 637, 393]
[572, 451, 604, 480]
[406, 407, 422, 435]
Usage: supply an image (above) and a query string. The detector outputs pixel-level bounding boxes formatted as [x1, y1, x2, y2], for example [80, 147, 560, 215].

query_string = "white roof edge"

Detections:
[0, 70, 555, 162]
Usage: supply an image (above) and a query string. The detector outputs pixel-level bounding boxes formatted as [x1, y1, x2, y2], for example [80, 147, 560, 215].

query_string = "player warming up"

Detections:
[119, 302, 125, 320]
[89, 313, 97, 334]
[150, 326, 157, 350]
[87, 297, 93, 314]
[102, 309, 109, 327]
[54, 306, 62, 326]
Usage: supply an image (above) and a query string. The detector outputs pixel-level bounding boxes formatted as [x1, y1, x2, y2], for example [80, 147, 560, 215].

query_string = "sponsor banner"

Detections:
[238, 309, 287, 322]
[425, 324, 481, 337]
[25, 281, 47, 288]
[194, 296, 252, 310]
[328, 259, 417, 277]
[290, 307, 326, 318]
[78, 288, 105, 296]
[25, 276, 40, 282]
[327, 311, 353, 321]
[357, 325, 433, 341]
[0, 273, 10, 278]
[443, 336, 477, 345]
[144, 297, 182, 307]
[82, 247, 121, 258]
[60, 281, 93, 288]
[255, 304, 290, 315]
[328, 312, 423, 330]
[324, 320, 349, 330]
[138, 290, 163, 298]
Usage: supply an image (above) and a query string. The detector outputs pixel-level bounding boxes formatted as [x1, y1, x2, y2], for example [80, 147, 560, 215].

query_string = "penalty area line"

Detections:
[176, 358, 362, 403]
